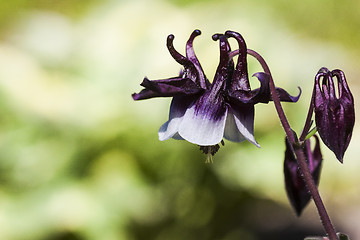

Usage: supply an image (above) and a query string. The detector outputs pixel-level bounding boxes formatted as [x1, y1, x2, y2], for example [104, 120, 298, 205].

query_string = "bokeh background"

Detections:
[0, 0, 359, 239]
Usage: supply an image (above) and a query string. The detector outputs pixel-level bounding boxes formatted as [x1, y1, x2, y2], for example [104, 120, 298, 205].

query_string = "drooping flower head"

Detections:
[132, 30, 300, 160]
[313, 67, 355, 163]
[284, 135, 323, 216]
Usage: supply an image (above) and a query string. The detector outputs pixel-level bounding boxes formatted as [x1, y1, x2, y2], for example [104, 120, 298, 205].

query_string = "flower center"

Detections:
[199, 140, 225, 163]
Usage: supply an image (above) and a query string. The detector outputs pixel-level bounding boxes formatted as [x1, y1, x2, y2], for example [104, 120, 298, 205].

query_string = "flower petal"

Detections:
[225, 31, 251, 91]
[228, 72, 301, 104]
[223, 110, 246, 142]
[141, 77, 202, 95]
[132, 89, 161, 100]
[275, 87, 302, 102]
[178, 93, 227, 146]
[333, 69, 353, 102]
[185, 30, 209, 89]
[167, 34, 203, 87]
[132, 77, 203, 100]
[284, 139, 311, 216]
[159, 119, 182, 141]
[224, 105, 260, 147]
[284, 136, 322, 216]
[158, 96, 194, 141]
[308, 135, 322, 182]
[177, 35, 233, 146]
[228, 72, 270, 104]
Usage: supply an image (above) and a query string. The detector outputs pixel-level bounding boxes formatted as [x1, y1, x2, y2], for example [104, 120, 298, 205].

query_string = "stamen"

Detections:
[205, 153, 213, 164]
[199, 140, 225, 163]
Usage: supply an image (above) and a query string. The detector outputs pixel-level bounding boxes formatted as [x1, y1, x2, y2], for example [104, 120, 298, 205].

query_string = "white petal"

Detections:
[224, 110, 246, 142]
[158, 117, 183, 141]
[158, 97, 190, 141]
[230, 107, 260, 147]
[178, 104, 228, 146]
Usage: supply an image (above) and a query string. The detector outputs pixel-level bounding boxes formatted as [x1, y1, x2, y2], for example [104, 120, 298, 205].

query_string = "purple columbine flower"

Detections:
[284, 135, 323, 216]
[314, 67, 355, 163]
[132, 30, 300, 159]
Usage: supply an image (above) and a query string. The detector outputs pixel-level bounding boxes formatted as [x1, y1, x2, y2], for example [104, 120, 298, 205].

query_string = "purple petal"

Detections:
[178, 92, 227, 145]
[225, 31, 250, 91]
[211, 34, 230, 92]
[252, 72, 301, 103]
[224, 106, 259, 147]
[141, 77, 202, 95]
[333, 69, 353, 102]
[132, 89, 164, 100]
[185, 30, 209, 89]
[158, 96, 194, 141]
[132, 77, 203, 100]
[307, 135, 322, 184]
[228, 72, 301, 104]
[275, 87, 302, 102]
[167, 34, 203, 87]
[284, 139, 311, 216]
[314, 69, 328, 107]
[227, 72, 270, 104]
[284, 136, 323, 216]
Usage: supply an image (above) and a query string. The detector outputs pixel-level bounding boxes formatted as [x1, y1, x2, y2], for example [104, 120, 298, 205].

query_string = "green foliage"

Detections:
[0, 0, 101, 36]
[0, 0, 358, 239]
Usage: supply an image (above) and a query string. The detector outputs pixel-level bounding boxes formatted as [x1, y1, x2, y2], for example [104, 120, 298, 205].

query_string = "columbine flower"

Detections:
[284, 135, 323, 216]
[132, 30, 300, 160]
[314, 67, 355, 163]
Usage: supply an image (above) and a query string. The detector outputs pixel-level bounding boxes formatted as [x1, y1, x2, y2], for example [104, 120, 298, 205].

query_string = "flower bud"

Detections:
[284, 136, 322, 216]
[314, 68, 355, 163]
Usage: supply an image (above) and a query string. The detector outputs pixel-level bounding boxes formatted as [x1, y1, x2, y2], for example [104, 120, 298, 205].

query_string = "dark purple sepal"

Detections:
[133, 30, 210, 101]
[132, 89, 160, 100]
[132, 77, 203, 100]
[227, 72, 301, 104]
[253, 72, 301, 103]
[273, 86, 302, 103]
[284, 135, 323, 216]
[314, 68, 355, 163]
[227, 72, 269, 104]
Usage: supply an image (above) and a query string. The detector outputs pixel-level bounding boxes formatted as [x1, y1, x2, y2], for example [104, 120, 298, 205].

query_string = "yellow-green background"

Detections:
[0, 0, 359, 239]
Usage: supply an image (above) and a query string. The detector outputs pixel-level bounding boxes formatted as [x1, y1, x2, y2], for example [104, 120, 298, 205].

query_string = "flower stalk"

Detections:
[230, 49, 338, 240]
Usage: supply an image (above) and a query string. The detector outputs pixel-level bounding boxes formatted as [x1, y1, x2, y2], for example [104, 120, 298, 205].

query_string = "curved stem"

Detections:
[230, 48, 338, 240]
[248, 49, 296, 141]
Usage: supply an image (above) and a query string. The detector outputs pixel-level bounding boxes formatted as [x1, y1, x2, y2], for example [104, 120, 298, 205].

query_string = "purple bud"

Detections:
[314, 68, 355, 163]
[284, 136, 322, 216]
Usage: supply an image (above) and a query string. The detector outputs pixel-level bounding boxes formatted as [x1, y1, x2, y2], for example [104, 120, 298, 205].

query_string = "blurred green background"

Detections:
[0, 0, 359, 239]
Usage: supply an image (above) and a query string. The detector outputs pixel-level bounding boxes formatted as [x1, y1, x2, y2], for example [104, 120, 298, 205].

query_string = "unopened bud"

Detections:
[284, 136, 322, 216]
[314, 68, 355, 163]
